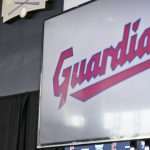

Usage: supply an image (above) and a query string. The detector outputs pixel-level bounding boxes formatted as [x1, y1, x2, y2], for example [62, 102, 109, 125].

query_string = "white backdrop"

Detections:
[63, 0, 91, 11]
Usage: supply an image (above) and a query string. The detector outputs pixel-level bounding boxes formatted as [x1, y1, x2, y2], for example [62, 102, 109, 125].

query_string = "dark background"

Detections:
[0, 91, 64, 150]
[0, 0, 64, 149]
[0, 0, 63, 96]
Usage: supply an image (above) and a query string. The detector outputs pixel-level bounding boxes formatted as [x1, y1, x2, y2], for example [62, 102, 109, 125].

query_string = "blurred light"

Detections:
[145, 146, 150, 150]
[104, 113, 114, 129]
[140, 110, 150, 134]
[106, 17, 115, 22]
[66, 116, 85, 127]
[119, 112, 134, 136]
[104, 110, 150, 138]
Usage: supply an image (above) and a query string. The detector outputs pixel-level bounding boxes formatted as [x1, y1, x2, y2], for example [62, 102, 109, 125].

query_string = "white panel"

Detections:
[63, 0, 91, 11]
[38, 0, 150, 148]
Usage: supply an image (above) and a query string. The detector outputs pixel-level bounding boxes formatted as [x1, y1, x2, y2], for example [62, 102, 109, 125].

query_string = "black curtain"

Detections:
[0, 92, 64, 150]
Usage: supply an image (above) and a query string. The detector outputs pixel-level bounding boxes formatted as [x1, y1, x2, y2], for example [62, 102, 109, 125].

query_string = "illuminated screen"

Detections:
[38, 0, 150, 148]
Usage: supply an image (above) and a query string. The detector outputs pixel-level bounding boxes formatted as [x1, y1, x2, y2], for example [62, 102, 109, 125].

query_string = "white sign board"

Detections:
[1, 0, 46, 22]
[63, 0, 91, 11]
[38, 0, 150, 148]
